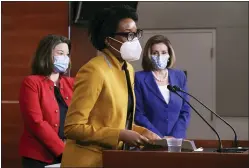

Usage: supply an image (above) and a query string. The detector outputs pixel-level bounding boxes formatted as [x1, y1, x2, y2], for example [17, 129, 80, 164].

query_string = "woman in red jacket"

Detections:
[19, 34, 74, 168]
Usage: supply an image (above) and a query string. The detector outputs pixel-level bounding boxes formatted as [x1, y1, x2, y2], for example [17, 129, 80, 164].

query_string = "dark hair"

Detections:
[88, 5, 138, 50]
[142, 35, 176, 71]
[31, 34, 71, 76]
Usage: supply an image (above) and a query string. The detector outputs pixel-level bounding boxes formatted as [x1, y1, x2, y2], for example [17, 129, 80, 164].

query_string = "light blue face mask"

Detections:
[151, 54, 170, 70]
[53, 55, 70, 73]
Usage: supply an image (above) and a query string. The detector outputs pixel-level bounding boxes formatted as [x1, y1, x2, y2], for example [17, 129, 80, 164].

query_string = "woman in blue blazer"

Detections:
[134, 35, 191, 138]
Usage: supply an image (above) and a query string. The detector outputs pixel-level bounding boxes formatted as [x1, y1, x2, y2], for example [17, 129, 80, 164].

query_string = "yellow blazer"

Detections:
[61, 49, 146, 167]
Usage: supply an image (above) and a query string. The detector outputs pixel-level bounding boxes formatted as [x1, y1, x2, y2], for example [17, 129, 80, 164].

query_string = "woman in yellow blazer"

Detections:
[61, 5, 161, 168]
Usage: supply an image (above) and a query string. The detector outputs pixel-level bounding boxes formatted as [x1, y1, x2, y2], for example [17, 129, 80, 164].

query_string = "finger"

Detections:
[165, 136, 174, 139]
[147, 134, 161, 141]
[139, 135, 149, 144]
[135, 139, 142, 146]
[154, 134, 161, 140]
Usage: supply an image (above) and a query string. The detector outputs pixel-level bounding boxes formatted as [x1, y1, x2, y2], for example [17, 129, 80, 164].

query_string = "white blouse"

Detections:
[158, 85, 170, 104]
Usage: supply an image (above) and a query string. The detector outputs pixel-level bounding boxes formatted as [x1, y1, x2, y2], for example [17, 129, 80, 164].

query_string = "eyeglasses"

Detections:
[113, 29, 143, 41]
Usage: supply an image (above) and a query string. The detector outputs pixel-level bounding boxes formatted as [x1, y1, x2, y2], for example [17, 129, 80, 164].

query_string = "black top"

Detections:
[54, 86, 68, 140]
[122, 62, 135, 151]
[127, 90, 133, 117]
[122, 62, 134, 130]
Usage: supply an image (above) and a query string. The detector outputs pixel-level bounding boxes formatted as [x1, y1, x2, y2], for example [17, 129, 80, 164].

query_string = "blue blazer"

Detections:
[134, 69, 191, 138]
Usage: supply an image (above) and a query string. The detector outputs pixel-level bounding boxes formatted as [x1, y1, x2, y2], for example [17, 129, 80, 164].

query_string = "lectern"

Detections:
[103, 140, 249, 168]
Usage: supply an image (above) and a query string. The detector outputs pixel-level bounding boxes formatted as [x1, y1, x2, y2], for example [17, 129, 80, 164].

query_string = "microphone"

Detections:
[167, 85, 223, 152]
[173, 85, 248, 153]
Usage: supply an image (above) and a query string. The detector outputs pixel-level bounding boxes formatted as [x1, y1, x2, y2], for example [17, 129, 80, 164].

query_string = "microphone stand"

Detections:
[173, 85, 248, 153]
[168, 85, 223, 152]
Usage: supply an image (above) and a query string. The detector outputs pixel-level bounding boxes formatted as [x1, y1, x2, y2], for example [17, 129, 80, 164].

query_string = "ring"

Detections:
[137, 140, 141, 144]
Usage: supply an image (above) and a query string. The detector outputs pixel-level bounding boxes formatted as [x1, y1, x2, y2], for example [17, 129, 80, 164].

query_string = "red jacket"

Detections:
[19, 75, 74, 163]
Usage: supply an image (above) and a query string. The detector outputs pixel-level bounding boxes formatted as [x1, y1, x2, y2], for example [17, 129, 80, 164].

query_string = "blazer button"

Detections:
[50, 86, 53, 90]
[55, 110, 59, 113]
[65, 96, 69, 100]
[54, 124, 58, 127]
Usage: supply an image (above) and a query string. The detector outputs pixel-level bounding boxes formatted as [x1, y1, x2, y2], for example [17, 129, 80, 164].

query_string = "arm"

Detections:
[134, 75, 163, 137]
[171, 71, 191, 138]
[64, 62, 121, 148]
[132, 124, 147, 135]
[19, 77, 64, 157]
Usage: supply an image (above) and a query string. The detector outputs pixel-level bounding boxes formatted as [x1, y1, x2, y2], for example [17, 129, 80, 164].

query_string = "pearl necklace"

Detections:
[152, 70, 168, 82]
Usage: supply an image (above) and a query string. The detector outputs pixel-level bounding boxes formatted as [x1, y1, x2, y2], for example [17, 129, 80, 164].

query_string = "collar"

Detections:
[102, 49, 124, 70]
[42, 74, 63, 82]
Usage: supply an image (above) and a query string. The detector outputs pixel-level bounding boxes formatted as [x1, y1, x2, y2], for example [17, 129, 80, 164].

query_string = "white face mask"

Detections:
[108, 37, 142, 62]
[53, 55, 70, 73]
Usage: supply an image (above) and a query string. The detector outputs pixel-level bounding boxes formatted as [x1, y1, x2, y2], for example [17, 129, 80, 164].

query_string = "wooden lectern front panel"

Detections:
[103, 140, 249, 168]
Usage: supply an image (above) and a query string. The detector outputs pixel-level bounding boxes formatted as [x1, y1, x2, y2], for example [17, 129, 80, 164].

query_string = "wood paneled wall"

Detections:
[70, 26, 96, 77]
[1, 2, 68, 167]
[2, 2, 97, 167]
